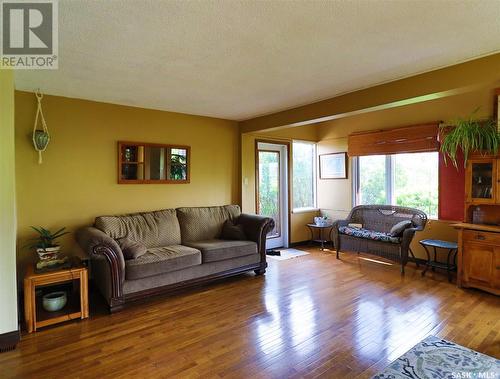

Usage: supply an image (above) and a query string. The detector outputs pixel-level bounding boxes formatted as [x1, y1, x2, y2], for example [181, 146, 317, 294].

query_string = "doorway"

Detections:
[256, 141, 289, 249]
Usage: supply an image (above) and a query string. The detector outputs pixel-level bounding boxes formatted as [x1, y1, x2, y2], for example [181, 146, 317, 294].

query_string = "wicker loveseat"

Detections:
[332, 205, 427, 273]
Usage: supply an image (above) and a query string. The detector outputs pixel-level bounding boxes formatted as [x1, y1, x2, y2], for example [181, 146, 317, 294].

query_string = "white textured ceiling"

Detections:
[15, 0, 500, 121]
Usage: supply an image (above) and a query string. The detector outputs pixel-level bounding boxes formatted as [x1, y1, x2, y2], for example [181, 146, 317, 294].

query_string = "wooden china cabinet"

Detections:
[455, 153, 500, 295]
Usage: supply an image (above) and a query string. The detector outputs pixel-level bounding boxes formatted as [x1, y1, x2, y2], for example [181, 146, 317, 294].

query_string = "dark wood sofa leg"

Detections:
[0, 330, 19, 353]
[109, 304, 125, 314]
[336, 250, 340, 259]
[400, 264, 405, 275]
[254, 269, 266, 275]
[109, 297, 125, 313]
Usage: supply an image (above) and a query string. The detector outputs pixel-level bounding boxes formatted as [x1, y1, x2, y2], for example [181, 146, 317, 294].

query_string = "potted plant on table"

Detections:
[26, 227, 70, 262]
[440, 111, 500, 168]
[314, 215, 331, 227]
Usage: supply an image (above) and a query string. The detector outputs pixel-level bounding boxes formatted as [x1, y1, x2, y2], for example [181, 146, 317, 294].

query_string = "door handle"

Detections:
[476, 234, 486, 240]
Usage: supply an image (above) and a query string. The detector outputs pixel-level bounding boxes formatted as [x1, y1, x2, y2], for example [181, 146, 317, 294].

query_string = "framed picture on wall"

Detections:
[319, 152, 347, 179]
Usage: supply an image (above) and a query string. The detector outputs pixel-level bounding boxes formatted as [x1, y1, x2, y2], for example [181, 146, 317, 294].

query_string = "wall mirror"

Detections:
[118, 141, 190, 184]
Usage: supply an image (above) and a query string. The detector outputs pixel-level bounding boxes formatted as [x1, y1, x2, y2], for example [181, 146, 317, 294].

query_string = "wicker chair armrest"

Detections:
[332, 219, 349, 228]
[331, 219, 350, 252]
[400, 226, 422, 252]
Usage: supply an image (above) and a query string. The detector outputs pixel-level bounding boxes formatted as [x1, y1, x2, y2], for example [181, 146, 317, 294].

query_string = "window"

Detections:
[293, 141, 316, 211]
[358, 155, 387, 205]
[354, 152, 439, 218]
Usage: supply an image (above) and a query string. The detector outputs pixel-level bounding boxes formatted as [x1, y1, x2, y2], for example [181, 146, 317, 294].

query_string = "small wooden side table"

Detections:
[306, 223, 334, 250]
[24, 260, 89, 333]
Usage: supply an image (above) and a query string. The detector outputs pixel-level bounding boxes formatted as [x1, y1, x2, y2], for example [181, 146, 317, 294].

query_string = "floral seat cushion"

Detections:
[338, 226, 400, 244]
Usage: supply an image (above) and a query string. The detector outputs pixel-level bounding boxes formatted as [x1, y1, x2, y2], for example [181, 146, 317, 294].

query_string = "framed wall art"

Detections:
[319, 152, 347, 179]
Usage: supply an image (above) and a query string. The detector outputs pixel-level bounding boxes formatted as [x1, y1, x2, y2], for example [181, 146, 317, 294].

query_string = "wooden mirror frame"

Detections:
[118, 141, 191, 184]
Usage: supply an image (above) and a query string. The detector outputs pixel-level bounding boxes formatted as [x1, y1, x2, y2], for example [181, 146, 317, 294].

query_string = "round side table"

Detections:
[419, 239, 458, 282]
[306, 223, 334, 251]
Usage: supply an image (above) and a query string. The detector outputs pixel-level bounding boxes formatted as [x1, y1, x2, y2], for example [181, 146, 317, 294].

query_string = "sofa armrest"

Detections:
[238, 213, 275, 258]
[75, 227, 125, 303]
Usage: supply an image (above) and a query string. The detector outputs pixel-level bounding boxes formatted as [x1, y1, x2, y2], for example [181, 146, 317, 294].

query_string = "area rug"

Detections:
[266, 248, 309, 261]
[372, 335, 499, 379]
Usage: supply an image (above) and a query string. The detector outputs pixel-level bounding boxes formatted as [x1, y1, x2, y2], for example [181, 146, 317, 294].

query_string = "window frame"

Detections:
[352, 152, 439, 219]
[292, 140, 318, 213]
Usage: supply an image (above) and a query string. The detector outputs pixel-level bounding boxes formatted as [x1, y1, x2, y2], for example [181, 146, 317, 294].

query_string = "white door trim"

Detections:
[257, 142, 289, 249]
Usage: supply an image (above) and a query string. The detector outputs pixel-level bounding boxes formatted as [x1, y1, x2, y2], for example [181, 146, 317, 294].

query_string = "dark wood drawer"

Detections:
[463, 230, 500, 245]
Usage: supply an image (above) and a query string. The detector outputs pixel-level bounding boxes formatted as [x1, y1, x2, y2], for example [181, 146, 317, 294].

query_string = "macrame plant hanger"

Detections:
[33, 89, 50, 164]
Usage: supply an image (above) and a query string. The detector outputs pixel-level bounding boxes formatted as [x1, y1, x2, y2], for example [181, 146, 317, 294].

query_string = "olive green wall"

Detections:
[15, 91, 239, 266]
[0, 71, 18, 334]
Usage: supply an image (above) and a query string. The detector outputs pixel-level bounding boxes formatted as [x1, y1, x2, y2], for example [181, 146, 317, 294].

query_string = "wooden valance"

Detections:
[347, 122, 440, 157]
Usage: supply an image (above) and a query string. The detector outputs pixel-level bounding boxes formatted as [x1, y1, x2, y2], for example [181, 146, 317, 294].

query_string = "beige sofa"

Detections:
[76, 205, 274, 312]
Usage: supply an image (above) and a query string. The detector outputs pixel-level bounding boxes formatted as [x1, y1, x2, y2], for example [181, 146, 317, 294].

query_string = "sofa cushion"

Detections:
[176, 205, 241, 242]
[338, 226, 400, 244]
[220, 220, 247, 241]
[125, 245, 201, 280]
[389, 220, 413, 237]
[184, 239, 257, 263]
[95, 209, 181, 248]
[117, 238, 147, 260]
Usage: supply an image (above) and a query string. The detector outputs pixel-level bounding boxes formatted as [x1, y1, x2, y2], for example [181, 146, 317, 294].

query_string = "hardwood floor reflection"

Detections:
[1, 247, 499, 378]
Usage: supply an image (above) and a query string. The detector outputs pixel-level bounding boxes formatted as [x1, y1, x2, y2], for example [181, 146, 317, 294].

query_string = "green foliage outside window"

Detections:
[393, 154, 438, 218]
[258, 151, 280, 236]
[358, 153, 438, 218]
[293, 142, 315, 209]
[359, 155, 386, 205]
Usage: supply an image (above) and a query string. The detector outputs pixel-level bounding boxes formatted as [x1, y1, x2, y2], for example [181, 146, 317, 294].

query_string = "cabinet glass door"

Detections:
[469, 160, 496, 202]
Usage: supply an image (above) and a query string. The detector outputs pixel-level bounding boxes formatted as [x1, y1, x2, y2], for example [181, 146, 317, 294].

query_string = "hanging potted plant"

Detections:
[26, 227, 70, 261]
[440, 111, 500, 168]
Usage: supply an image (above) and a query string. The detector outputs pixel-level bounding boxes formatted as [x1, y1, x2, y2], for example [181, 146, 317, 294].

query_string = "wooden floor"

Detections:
[1, 247, 499, 378]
